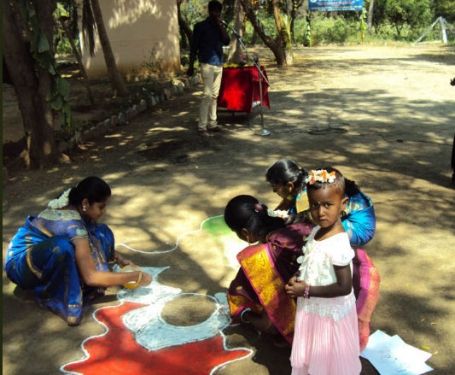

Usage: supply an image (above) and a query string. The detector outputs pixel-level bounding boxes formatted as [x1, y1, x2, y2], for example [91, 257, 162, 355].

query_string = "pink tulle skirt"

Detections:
[290, 304, 361, 375]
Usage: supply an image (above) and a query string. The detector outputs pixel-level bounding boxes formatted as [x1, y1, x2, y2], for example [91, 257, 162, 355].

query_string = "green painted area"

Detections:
[201, 215, 232, 236]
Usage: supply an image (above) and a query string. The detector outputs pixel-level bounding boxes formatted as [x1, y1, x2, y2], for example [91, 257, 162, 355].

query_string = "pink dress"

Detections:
[290, 227, 361, 375]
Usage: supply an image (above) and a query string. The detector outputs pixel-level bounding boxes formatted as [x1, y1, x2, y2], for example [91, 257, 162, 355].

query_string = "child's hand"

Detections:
[285, 276, 307, 298]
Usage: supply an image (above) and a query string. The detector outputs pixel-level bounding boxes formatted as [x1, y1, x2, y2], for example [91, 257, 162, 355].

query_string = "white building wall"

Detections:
[81, 0, 181, 78]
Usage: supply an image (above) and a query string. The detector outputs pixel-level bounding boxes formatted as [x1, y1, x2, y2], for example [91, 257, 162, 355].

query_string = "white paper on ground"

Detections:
[361, 330, 433, 375]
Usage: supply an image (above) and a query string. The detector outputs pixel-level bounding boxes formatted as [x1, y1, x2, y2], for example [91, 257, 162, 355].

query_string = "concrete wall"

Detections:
[81, 0, 181, 78]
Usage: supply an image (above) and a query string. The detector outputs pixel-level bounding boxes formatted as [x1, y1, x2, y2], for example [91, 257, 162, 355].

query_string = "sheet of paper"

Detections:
[389, 335, 432, 363]
[361, 330, 433, 375]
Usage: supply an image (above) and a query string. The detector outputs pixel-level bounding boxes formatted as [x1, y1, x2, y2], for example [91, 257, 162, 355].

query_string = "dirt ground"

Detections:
[3, 45, 455, 375]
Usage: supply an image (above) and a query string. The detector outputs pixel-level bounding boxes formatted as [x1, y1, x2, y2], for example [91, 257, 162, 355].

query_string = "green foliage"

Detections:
[384, 0, 432, 36]
[303, 19, 311, 47]
[240, 9, 277, 44]
[180, 0, 208, 25]
[432, 0, 455, 22]
[257, 7, 280, 36]
[359, 7, 367, 42]
[242, 21, 257, 44]
[182, 0, 453, 47]
[55, 37, 73, 55]
[54, 1, 75, 56]
[310, 16, 355, 45]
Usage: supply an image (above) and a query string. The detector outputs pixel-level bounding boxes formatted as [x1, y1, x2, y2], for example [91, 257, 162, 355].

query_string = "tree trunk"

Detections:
[34, 0, 59, 131]
[3, 0, 58, 168]
[227, 0, 246, 64]
[90, 0, 128, 96]
[272, 0, 283, 39]
[367, 0, 374, 30]
[290, 11, 296, 44]
[239, 0, 287, 66]
[272, 0, 293, 65]
[290, 0, 304, 43]
[251, 28, 258, 44]
[177, 0, 192, 50]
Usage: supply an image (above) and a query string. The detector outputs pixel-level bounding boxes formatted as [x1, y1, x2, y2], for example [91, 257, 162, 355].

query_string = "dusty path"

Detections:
[3, 45, 455, 375]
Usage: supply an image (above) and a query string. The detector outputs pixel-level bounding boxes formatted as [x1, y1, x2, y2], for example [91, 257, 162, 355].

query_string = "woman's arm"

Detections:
[285, 265, 352, 298]
[275, 198, 292, 211]
[112, 251, 134, 268]
[74, 238, 151, 287]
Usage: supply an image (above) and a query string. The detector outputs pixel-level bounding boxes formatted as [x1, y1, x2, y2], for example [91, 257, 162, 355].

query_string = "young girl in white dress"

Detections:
[285, 168, 361, 375]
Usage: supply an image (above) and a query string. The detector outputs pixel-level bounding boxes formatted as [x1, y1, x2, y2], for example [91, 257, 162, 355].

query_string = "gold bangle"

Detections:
[136, 271, 143, 285]
[124, 271, 142, 289]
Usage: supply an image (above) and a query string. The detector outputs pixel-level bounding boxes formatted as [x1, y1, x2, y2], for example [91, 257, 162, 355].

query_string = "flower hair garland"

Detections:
[256, 203, 292, 223]
[305, 169, 337, 185]
[48, 188, 71, 209]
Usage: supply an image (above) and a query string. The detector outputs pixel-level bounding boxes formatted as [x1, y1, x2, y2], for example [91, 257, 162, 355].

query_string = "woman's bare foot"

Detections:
[271, 334, 289, 348]
[243, 310, 278, 335]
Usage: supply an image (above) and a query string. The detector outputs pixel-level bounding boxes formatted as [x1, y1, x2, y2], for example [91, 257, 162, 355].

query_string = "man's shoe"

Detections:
[207, 125, 222, 132]
[198, 129, 213, 137]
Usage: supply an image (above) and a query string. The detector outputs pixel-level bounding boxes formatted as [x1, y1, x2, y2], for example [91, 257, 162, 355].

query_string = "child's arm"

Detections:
[285, 265, 352, 298]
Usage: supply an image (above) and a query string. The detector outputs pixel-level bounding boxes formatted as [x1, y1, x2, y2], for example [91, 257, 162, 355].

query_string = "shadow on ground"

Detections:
[3, 45, 454, 375]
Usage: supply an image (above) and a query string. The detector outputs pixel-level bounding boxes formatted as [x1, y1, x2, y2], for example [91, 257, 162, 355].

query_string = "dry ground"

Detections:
[3, 45, 455, 375]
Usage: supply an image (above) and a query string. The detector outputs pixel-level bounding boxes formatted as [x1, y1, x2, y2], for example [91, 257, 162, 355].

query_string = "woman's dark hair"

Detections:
[224, 195, 285, 239]
[68, 176, 111, 206]
[344, 178, 360, 197]
[265, 159, 307, 190]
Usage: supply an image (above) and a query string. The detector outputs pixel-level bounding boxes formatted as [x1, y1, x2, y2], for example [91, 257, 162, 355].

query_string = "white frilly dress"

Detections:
[290, 227, 361, 375]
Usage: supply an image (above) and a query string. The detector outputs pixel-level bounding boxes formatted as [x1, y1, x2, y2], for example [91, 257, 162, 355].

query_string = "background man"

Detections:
[187, 0, 230, 136]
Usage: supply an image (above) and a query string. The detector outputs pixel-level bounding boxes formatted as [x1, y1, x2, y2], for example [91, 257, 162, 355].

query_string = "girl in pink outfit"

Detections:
[285, 168, 361, 375]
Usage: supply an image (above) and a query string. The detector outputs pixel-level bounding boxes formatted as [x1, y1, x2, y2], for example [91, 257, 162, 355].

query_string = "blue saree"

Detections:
[342, 191, 376, 247]
[5, 216, 114, 325]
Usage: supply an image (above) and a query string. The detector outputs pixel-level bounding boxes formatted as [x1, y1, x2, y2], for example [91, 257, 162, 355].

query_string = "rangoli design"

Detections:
[61, 216, 251, 374]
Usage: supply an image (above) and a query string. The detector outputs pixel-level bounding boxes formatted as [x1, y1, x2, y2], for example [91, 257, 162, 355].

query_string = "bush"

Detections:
[375, 20, 439, 41]
[240, 8, 277, 45]
[239, 10, 453, 47]
[311, 16, 356, 45]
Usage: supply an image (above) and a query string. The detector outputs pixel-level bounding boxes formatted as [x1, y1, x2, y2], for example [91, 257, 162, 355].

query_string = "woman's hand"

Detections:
[139, 271, 152, 286]
[75, 238, 148, 288]
[285, 276, 307, 298]
[114, 252, 134, 268]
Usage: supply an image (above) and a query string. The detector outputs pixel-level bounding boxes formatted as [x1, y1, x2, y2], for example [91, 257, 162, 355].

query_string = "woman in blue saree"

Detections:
[5, 176, 152, 326]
